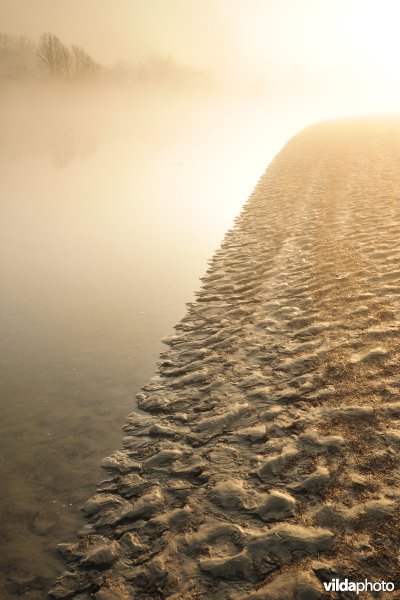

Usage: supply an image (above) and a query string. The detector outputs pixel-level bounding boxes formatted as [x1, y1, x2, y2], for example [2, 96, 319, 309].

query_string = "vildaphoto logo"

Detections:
[323, 578, 395, 594]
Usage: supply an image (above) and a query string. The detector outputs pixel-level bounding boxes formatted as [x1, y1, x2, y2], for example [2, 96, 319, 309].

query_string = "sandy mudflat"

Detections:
[49, 117, 400, 599]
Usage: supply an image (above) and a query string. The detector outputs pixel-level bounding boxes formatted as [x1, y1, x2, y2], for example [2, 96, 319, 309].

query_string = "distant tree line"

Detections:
[0, 31, 99, 80]
[0, 31, 98, 80]
[108, 56, 213, 88]
[36, 32, 99, 79]
[0, 30, 214, 88]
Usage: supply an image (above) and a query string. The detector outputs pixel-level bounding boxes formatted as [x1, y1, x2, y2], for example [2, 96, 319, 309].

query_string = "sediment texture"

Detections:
[49, 118, 400, 599]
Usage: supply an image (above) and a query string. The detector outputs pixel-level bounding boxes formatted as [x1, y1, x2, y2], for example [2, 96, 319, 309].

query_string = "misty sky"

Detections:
[2, 1, 400, 106]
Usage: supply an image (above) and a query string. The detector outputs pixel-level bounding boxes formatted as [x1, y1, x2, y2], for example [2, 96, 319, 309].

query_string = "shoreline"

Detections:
[50, 117, 400, 599]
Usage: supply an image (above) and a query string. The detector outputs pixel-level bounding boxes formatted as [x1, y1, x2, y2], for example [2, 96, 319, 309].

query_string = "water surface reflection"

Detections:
[0, 84, 295, 597]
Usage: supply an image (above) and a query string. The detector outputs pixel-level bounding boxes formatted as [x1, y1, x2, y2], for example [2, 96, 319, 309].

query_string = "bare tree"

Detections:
[0, 32, 36, 77]
[13, 35, 35, 55]
[37, 32, 71, 78]
[59, 41, 72, 78]
[0, 32, 14, 55]
[71, 45, 99, 79]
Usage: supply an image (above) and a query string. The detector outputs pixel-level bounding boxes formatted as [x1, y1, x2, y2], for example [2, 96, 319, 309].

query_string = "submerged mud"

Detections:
[49, 117, 400, 599]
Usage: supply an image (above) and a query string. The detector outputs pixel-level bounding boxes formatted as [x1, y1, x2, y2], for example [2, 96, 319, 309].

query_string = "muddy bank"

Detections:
[49, 117, 400, 599]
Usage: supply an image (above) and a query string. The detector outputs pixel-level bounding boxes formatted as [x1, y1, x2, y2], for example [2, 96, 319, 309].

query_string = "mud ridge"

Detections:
[49, 117, 400, 599]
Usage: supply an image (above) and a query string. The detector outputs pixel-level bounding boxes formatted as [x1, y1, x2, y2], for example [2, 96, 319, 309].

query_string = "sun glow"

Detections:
[342, 1, 400, 78]
[220, 0, 400, 114]
[336, 1, 400, 112]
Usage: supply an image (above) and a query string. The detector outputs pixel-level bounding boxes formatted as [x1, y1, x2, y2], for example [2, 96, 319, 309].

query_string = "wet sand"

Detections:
[49, 117, 400, 599]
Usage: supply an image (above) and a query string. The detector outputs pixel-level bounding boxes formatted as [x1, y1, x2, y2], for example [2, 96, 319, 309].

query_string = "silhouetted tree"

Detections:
[71, 45, 99, 79]
[0, 32, 36, 77]
[37, 32, 71, 78]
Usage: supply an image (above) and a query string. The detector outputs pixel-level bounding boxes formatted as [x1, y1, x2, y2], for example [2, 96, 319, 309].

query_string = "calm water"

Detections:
[0, 84, 301, 597]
